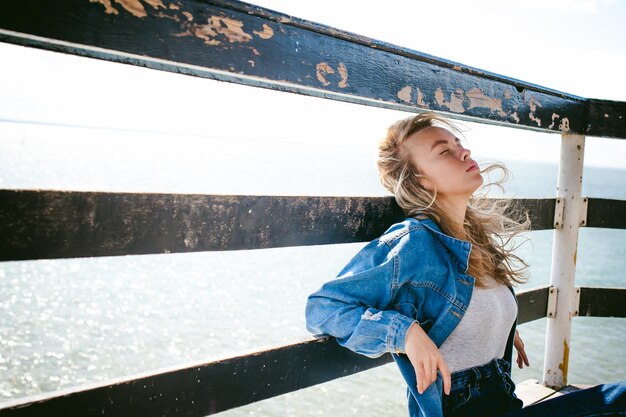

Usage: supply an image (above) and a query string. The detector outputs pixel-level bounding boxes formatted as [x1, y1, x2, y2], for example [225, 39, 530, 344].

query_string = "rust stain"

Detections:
[416, 88, 428, 107]
[435, 88, 465, 113]
[559, 117, 570, 132]
[397, 86, 412, 103]
[466, 88, 505, 116]
[573, 249, 577, 265]
[182, 11, 193, 21]
[452, 65, 462, 71]
[558, 339, 570, 385]
[90, 0, 119, 15]
[529, 97, 542, 127]
[511, 112, 520, 123]
[253, 24, 274, 39]
[337, 63, 348, 88]
[316, 62, 334, 86]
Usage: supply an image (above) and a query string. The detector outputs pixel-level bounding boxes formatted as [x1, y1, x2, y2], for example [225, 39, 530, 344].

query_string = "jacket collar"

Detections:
[417, 218, 472, 273]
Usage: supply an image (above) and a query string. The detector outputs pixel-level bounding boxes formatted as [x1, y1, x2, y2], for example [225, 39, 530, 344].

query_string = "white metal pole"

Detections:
[543, 133, 586, 389]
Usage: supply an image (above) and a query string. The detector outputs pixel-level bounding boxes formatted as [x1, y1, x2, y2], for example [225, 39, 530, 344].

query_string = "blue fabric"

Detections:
[443, 358, 523, 416]
[305, 216, 626, 416]
[444, 358, 626, 416]
[305, 217, 517, 416]
[501, 381, 626, 416]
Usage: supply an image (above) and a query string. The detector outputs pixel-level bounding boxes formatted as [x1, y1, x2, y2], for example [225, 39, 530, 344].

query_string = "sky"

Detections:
[0, 0, 624, 189]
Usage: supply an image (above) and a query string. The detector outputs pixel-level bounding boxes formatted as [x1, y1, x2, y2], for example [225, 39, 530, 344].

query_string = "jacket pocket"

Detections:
[442, 385, 472, 416]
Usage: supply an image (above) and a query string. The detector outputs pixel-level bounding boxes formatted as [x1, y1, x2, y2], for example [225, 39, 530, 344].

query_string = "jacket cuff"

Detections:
[388, 313, 417, 354]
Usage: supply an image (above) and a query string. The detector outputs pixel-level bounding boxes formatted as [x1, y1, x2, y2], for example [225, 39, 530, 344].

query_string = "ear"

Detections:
[415, 173, 435, 192]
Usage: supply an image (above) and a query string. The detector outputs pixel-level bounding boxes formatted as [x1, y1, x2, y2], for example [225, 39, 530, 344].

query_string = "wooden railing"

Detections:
[0, 1, 625, 416]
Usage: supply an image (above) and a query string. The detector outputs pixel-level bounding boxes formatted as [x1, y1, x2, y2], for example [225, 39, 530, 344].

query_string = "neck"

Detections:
[437, 195, 469, 235]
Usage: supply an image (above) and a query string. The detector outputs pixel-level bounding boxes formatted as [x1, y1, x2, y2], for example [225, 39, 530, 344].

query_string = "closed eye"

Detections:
[439, 149, 449, 155]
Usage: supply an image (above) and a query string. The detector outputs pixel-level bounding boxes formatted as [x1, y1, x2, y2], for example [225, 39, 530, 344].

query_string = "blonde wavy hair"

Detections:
[378, 112, 530, 288]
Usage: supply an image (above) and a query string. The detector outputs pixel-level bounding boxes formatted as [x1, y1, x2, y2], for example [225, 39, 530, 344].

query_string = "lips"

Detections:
[466, 161, 479, 172]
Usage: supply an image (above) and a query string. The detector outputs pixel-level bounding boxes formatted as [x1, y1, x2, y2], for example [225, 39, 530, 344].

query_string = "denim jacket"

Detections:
[305, 217, 517, 417]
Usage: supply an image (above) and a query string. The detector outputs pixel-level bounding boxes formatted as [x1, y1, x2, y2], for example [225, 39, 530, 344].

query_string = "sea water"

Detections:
[1, 137, 625, 415]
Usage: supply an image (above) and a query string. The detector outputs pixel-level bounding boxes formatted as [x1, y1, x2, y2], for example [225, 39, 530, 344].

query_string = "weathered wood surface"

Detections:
[0, 285, 574, 417]
[578, 287, 626, 318]
[515, 378, 595, 408]
[1, 0, 623, 138]
[0, 337, 392, 417]
[0, 190, 558, 261]
[516, 285, 550, 325]
[586, 198, 626, 229]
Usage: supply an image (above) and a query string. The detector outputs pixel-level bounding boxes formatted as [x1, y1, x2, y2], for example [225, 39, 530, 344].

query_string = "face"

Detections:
[402, 126, 483, 199]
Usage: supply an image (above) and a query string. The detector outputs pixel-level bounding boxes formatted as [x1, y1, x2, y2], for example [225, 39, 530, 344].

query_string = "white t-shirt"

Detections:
[439, 275, 518, 373]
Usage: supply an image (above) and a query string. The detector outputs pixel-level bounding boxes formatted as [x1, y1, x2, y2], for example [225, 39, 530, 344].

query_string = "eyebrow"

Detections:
[430, 138, 450, 151]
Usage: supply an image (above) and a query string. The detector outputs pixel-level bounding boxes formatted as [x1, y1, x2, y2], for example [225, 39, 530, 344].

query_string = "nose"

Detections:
[460, 147, 471, 161]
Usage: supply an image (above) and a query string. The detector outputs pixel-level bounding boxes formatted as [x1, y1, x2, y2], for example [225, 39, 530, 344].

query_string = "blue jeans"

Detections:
[442, 358, 626, 416]
[443, 358, 523, 416]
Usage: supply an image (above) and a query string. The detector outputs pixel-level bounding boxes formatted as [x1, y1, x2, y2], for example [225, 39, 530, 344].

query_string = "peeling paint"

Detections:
[504, 90, 512, 99]
[548, 113, 560, 129]
[558, 339, 570, 384]
[452, 65, 462, 71]
[529, 97, 542, 127]
[337, 63, 348, 88]
[145, 0, 166, 9]
[90, 0, 119, 15]
[511, 112, 520, 123]
[559, 118, 570, 132]
[604, 113, 609, 118]
[435, 87, 465, 113]
[253, 24, 274, 39]
[248, 60, 255, 67]
[397, 86, 412, 103]
[466, 88, 505, 116]
[190, 16, 253, 46]
[316, 62, 334, 86]
[155, 11, 179, 22]
[169, 3, 179, 10]
[416, 88, 428, 107]
[91, 0, 166, 18]
[119, 0, 145, 17]
[182, 11, 193, 21]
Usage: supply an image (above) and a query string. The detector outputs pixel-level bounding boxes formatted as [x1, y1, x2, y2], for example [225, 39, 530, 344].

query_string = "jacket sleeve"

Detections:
[305, 238, 417, 358]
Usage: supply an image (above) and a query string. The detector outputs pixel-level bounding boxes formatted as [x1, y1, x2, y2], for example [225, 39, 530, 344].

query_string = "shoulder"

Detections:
[378, 217, 438, 251]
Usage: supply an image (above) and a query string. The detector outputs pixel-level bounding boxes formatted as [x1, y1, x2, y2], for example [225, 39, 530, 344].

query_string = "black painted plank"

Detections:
[0, 0, 610, 136]
[586, 198, 626, 229]
[0, 190, 405, 261]
[0, 190, 557, 261]
[512, 198, 555, 231]
[0, 285, 622, 416]
[517, 285, 550, 325]
[0, 337, 392, 417]
[587, 99, 626, 139]
[578, 287, 626, 318]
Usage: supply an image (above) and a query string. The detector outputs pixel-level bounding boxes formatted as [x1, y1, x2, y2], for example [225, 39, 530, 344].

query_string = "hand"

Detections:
[514, 329, 530, 369]
[404, 322, 451, 395]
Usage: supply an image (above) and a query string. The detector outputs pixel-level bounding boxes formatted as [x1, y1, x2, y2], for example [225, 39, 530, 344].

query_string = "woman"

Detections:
[305, 112, 625, 417]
